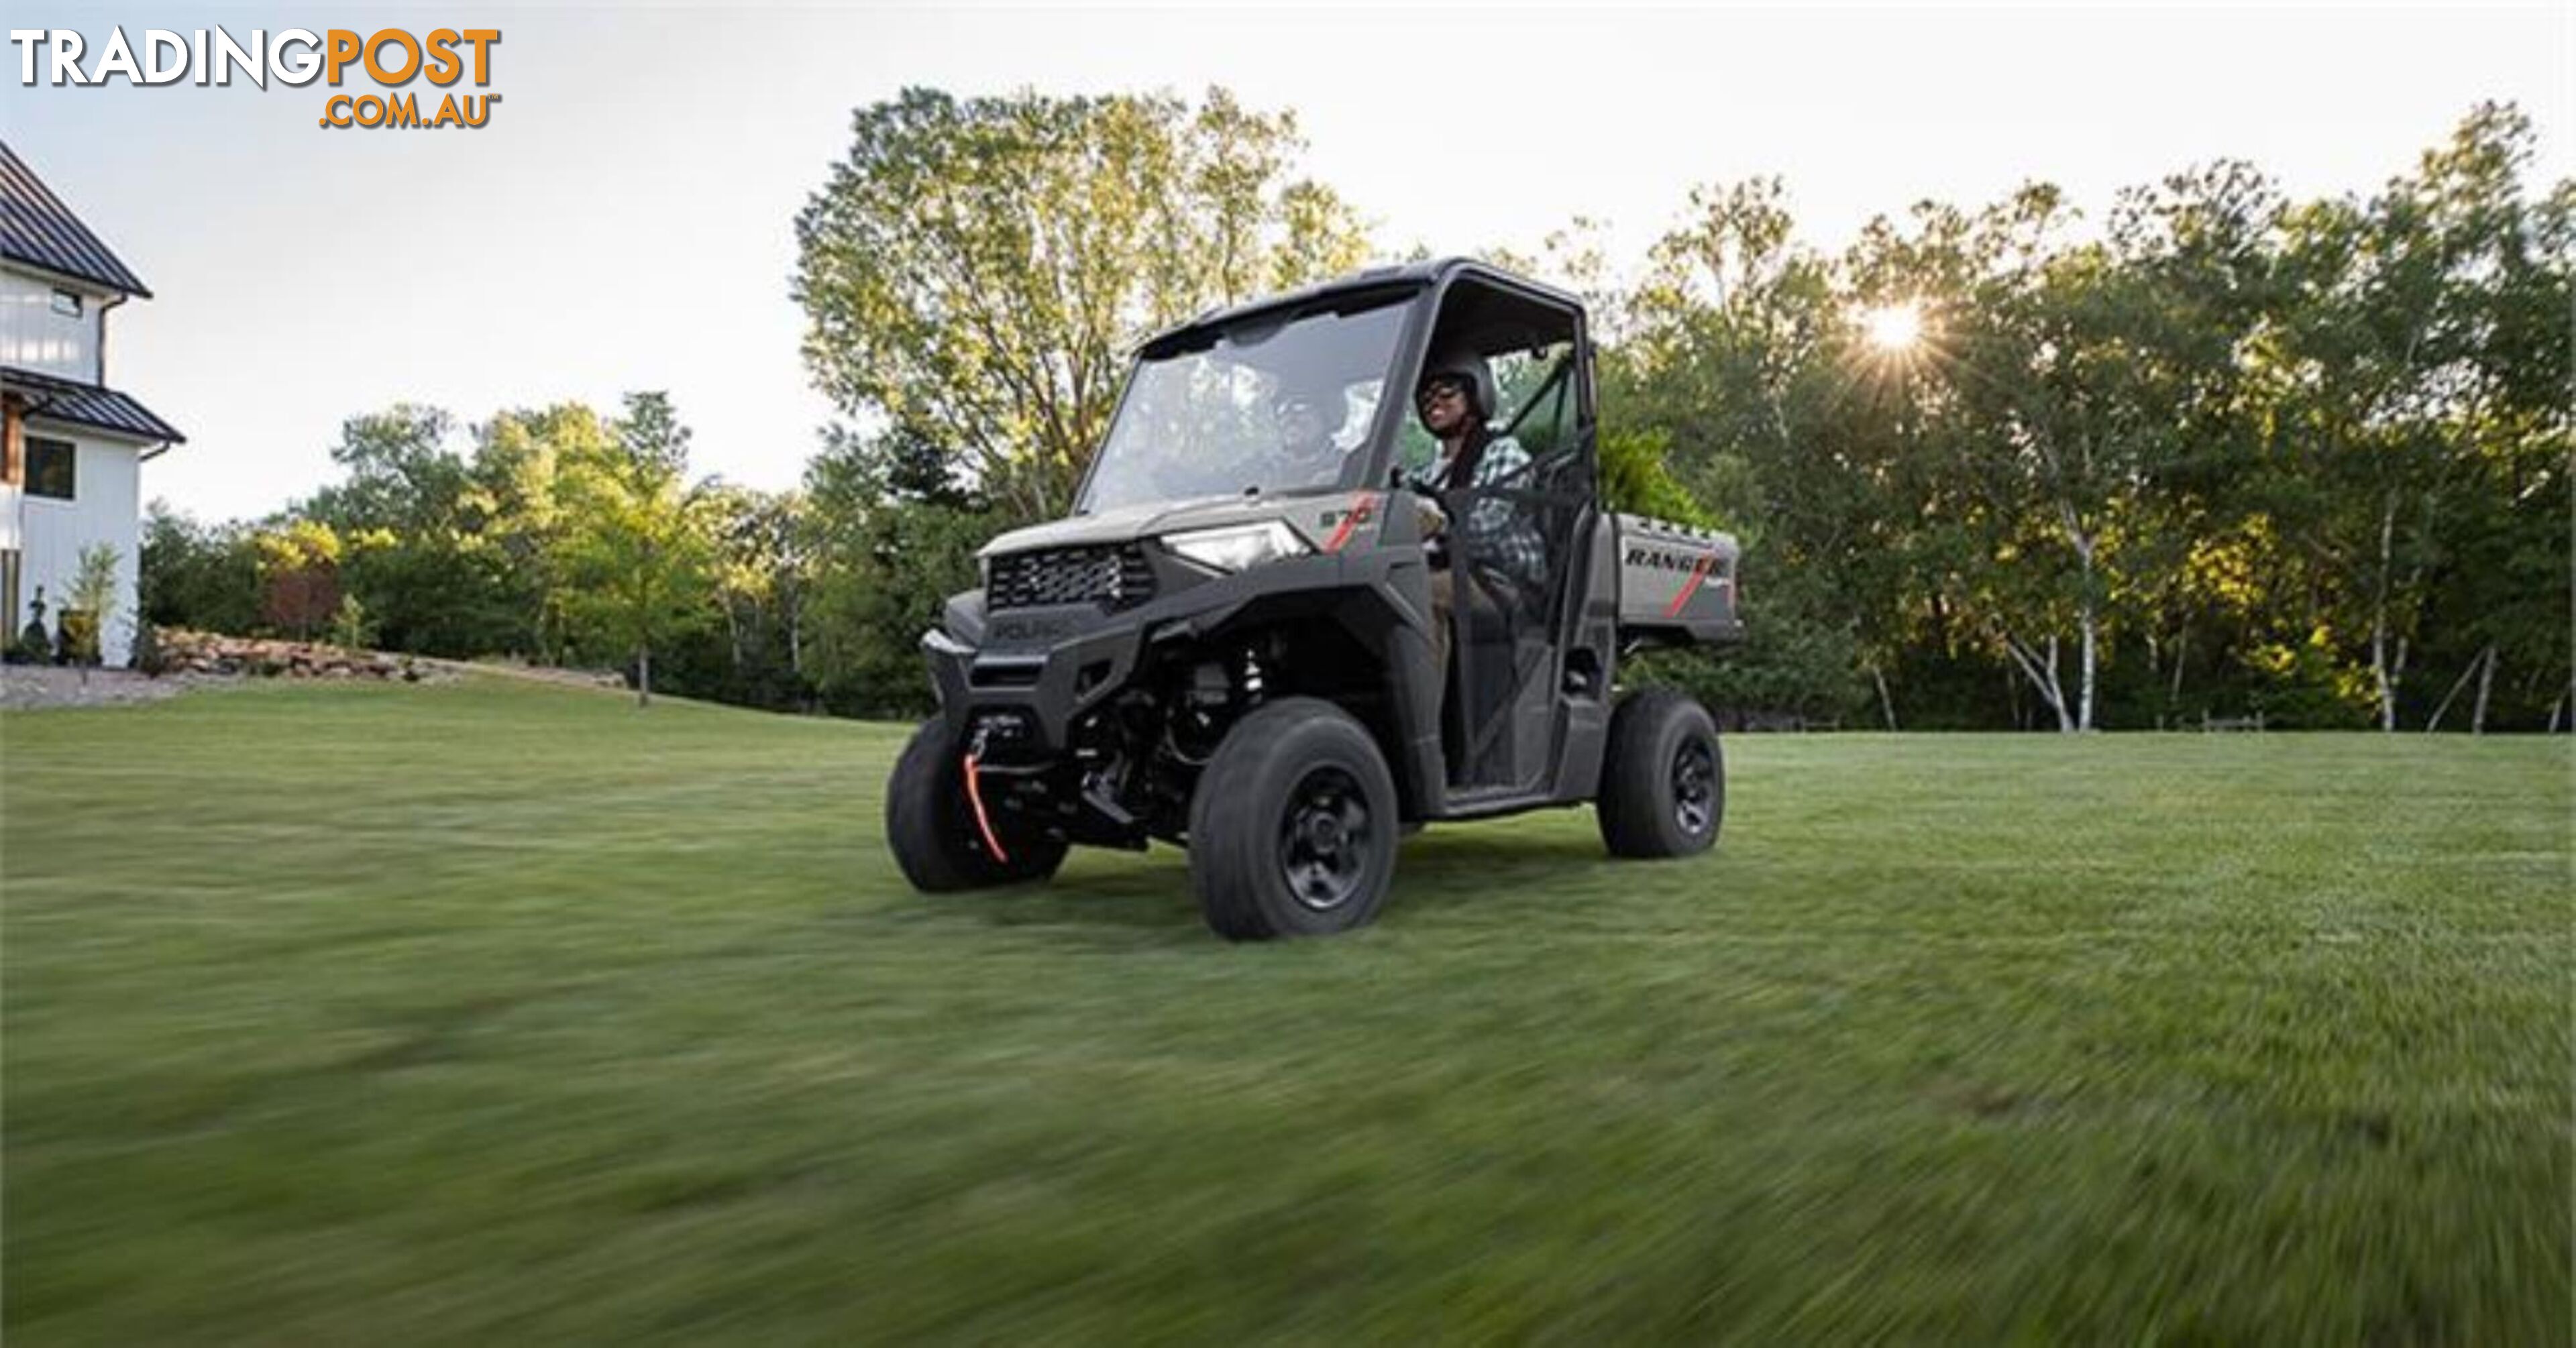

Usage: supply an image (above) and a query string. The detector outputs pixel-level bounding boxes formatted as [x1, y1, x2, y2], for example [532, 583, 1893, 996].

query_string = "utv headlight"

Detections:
[1163, 520, 1309, 573]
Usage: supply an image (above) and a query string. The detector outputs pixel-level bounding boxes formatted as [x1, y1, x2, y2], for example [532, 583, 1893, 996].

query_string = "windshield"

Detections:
[1079, 297, 1410, 513]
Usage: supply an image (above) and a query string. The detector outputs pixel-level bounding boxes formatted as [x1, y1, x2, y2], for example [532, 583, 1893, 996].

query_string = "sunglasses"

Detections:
[1417, 381, 1468, 408]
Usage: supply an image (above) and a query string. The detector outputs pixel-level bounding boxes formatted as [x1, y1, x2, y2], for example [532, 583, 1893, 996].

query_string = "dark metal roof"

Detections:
[3, 366, 184, 444]
[1140, 258, 1580, 359]
[0, 141, 151, 298]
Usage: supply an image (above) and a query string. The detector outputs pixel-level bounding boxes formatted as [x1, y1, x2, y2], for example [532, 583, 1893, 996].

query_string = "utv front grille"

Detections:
[987, 545, 1155, 611]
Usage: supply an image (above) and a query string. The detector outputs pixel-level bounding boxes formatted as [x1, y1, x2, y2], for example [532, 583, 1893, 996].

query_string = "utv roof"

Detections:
[1138, 258, 1582, 359]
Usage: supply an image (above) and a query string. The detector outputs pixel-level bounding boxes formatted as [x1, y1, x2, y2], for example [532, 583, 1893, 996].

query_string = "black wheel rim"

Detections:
[1672, 738, 1717, 836]
[1279, 766, 1373, 912]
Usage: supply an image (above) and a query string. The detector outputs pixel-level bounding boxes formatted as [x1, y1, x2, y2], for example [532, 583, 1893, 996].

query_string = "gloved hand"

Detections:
[1413, 495, 1448, 537]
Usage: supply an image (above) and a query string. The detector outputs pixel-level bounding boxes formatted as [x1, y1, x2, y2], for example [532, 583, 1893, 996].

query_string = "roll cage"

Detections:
[1075, 258, 1599, 512]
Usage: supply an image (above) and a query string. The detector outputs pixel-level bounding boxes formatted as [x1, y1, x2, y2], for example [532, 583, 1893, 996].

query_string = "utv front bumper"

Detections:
[922, 608, 1152, 756]
[922, 550, 1387, 757]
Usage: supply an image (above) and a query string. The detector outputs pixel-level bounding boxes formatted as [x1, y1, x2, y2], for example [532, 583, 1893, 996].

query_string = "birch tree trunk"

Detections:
[2168, 626, 2189, 722]
[2369, 494, 2400, 731]
[1998, 627, 2075, 732]
[2392, 634, 2411, 725]
[2471, 647, 2498, 735]
[2077, 597, 2098, 732]
[2425, 646, 2488, 732]
[787, 587, 804, 677]
[2072, 531, 2098, 732]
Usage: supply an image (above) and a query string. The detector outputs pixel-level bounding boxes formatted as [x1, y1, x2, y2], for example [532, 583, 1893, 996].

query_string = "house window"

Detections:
[26, 438, 74, 501]
[49, 289, 81, 319]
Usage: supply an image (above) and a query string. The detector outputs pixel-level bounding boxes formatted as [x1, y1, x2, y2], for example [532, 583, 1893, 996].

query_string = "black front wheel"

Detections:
[1597, 689, 1725, 859]
[1189, 698, 1400, 940]
[885, 720, 1067, 892]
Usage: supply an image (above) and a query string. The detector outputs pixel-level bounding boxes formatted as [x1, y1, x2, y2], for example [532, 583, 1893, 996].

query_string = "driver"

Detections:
[1270, 382, 1349, 488]
[1410, 351, 1546, 675]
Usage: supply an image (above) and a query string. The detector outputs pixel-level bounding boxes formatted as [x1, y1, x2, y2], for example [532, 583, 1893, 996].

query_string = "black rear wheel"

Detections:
[885, 719, 1067, 892]
[1597, 689, 1724, 859]
[1190, 698, 1399, 940]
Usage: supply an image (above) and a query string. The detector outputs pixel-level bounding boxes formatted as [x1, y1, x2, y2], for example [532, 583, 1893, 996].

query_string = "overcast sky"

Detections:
[3, 1, 2567, 522]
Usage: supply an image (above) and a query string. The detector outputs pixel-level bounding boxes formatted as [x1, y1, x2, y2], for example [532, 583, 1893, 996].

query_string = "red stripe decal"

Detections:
[961, 753, 1009, 864]
[1664, 553, 1715, 618]
[1323, 492, 1377, 554]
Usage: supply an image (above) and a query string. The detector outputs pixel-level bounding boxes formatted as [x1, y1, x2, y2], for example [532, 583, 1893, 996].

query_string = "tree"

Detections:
[1623, 178, 1921, 727]
[793, 87, 1373, 520]
[706, 484, 816, 706]
[254, 518, 347, 639]
[556, 392, 718, 707]
[1609, 110, 2571, 734]
[799, 423, 994, 718]
[305, 404, 466, 532]
[140, 502, 262, 635]
[301, 405, 521, 657]
[468, 403, 617, 663]
[2094, 162, 2284, 726]
[2259, 105, 2566, 730]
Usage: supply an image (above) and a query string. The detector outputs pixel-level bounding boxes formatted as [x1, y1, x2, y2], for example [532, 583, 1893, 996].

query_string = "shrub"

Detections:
[54, 609, 99, 667]
[131, 620, 168, 677]
[329, 594, 376, 652]
[65, 545, 121, 666]
[7, 606, 51, 665]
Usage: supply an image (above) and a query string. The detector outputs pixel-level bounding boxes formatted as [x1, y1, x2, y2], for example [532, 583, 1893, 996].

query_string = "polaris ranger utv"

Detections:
[887, 260, 1742, 938]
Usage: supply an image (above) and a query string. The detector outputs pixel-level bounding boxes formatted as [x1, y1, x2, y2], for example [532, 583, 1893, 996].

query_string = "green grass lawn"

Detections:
[3, 678, 2567, 1343]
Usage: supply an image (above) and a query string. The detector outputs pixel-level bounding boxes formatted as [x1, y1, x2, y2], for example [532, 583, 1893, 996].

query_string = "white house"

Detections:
[1, 140, 183, 667]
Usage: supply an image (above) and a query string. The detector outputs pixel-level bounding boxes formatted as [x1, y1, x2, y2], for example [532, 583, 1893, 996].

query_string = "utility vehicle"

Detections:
[887, 260, 1742, 938]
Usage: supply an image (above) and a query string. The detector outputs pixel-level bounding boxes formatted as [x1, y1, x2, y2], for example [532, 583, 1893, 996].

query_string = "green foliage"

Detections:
[1628, 563, 1865, 724]
[52, 609, 96, 667]
[129, 618, 166, 676]
[1615, 103, 2569, 730]
[66, 544, 120, 634]
[2240, 632, 2376, 729]
[141, 504, 262, 636]
[1596, 427, 1710, 526]
[328, 594, 376, 653]
[793, 86, 1372, 518]
[58, 543, 121, 667]
[468, 402, 620, 662]
[141, 393, 816, 713]
[800, 424, 1003, 717]
[302, 405, 525, 657]
[702, 485, 817, 710]
[253, 518, 345, 640]
[128, 98, 2568, 733]
[555, 392, 721, 704]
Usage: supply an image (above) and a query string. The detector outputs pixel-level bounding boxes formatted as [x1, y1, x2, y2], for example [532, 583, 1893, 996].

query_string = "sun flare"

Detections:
[1864, 302, 1924, 352]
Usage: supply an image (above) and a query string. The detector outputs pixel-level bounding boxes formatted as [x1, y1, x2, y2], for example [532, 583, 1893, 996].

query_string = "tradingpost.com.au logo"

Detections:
[11, 26, 503, 129]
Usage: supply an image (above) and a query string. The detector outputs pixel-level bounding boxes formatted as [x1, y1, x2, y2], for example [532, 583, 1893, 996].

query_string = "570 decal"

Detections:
[1318, 494, 1380, 553]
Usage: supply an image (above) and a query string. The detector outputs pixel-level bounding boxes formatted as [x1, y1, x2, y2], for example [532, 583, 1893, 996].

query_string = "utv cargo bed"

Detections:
[1611, 513, 1743, 647]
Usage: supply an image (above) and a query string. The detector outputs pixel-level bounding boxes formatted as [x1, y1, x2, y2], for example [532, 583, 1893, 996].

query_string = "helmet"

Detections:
[1417, 349, 1496, 420]
[1273, 379, 1350, 435]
